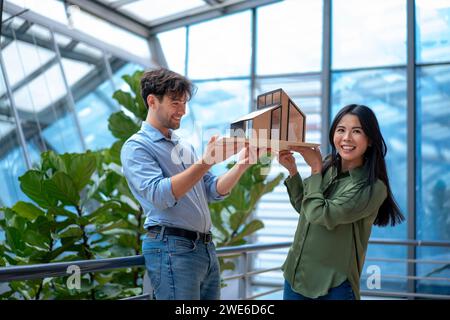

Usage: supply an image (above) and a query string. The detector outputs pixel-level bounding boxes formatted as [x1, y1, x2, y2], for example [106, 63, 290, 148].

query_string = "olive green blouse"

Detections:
[282, 164, 387, 300]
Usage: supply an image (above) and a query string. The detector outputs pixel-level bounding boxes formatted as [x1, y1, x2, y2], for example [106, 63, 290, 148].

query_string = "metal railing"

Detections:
[0, 239, 449, 300]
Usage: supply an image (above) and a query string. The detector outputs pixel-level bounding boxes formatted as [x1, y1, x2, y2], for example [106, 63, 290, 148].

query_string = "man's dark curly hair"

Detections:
[140, 68, 196, 108]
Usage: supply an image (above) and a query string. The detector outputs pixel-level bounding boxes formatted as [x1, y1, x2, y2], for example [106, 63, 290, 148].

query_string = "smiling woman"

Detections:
[277, 104, 405, 300]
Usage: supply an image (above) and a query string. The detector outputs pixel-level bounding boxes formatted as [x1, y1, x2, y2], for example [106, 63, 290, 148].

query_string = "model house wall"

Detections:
[230, 88, 306, 143]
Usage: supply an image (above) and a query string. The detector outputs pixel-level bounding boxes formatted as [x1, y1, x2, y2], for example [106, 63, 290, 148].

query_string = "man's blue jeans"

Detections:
[283, 280, 355, 300]
[142, 231, 220, 300]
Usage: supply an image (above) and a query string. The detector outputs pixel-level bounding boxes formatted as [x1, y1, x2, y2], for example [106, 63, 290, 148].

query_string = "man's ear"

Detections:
[147, 95, 155, 110]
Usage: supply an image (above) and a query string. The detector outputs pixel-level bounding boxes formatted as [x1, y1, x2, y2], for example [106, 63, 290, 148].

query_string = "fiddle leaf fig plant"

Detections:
[0, 150, 144, 300]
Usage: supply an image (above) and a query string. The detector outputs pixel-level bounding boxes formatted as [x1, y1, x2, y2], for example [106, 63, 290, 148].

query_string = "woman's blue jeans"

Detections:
[142, 232, 220, 300]
[283, 280, 356, 300]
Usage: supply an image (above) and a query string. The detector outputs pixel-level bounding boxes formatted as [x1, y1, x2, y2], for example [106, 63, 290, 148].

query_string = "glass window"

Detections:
[270, 107, 281, 140]
[416, 64, 450, 295]
[1, 40, 55, 88]
[60, 41, 110, 151]
[157, 28, 186, 75]
[257, 0, 323, 75]
[2, 24, 84, 154]
[70, 9, 151, 61]
[416, 0, 450, 63]
[0, 71, 29, 207]
[288, 103, 304, 142]
[120, 0, 205, 22]
[332, 0, 407, 69]
[332, 68, 408, 290]
[188, 12, 252, 79]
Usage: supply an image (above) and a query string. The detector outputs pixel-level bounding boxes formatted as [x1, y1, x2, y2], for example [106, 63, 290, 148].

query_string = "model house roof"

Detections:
[230, 105, 279, 124]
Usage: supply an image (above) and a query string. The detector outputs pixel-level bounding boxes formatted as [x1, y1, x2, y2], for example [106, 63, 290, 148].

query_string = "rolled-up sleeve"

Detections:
[121, 142, 177, 210]
[203, 171, 227, 202]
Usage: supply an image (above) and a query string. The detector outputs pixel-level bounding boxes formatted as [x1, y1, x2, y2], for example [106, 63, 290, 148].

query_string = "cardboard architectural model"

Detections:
[225, 88, 319, 151]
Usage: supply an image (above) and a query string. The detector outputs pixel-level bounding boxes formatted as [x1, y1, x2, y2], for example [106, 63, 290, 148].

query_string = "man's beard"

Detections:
[160, 115, 180, 130]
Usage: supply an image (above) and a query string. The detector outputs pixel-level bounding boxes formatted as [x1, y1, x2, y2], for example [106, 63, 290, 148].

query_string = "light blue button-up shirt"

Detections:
[121, 122, 225, 233]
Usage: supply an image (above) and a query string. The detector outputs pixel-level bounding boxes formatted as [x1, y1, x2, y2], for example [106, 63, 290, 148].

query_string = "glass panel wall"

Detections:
[0, 68, 29, 207]
[416, 0, 450, 64]
[188, 11, 252, 79]
[332, 0, 407, 69]
[157, 28, 186, 75]
[257, 0, 323, 74]
[2, 20, 84, 162]
[416, 64, 450, 295]
[416, 0, 450, 296]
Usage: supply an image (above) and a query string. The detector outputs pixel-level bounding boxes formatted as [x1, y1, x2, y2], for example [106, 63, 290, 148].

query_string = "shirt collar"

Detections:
[348, 162, 369, 183]
[142, 121, 180, 143]
[327, 161, 369, 184]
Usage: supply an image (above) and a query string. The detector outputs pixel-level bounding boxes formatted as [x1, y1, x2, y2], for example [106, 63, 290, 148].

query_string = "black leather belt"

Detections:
[147, 225, 213, 243]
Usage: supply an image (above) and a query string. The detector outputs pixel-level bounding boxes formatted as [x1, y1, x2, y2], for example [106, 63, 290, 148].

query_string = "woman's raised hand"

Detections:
[289, 146, 323, 175]
[277, 150, 298, 177]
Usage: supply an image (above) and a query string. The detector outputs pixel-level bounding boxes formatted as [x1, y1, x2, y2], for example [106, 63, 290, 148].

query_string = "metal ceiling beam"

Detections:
[1, 19, 32, 49]
[110, 0, 140, 9]
[203, 0, 223, 5]
[147, 0, 282, 35]
[64, 0, 151, 38]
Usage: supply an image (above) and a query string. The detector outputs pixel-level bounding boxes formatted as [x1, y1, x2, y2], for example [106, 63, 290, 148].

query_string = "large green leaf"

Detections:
[232, 220, 264, 243]
[41, 150, 66, 173]
[112, 90, 137, 115]
[23, 229, 50, 251]
[122, 71, 143, 96]
[66, 152, 97, 192]
[229, 210, 247, 231]
[58, 224, 83, 238]
[12, 201, 45, 221]
[19, 170, 56, 208]
[210, 209, 229, 240]
[85, 200, 122, 222]
[108, 111, 140, 140]
[97, 220, 130, 233]
[109, 140, 124, 165]
[48, 207, 78, 221]
[5, 227, 26, 252]
[43, 172, 80, 206]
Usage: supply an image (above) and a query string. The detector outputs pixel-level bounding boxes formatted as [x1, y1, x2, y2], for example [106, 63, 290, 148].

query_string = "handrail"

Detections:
[1, 238, 449, 282]
[0, 255, 144, 282]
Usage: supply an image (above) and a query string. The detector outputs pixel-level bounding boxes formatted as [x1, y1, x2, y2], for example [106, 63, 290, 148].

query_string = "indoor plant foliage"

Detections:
[0, 150, 143, 299]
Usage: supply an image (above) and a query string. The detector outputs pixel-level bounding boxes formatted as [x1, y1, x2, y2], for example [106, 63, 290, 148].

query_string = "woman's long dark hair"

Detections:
[322, 104, 404, 226]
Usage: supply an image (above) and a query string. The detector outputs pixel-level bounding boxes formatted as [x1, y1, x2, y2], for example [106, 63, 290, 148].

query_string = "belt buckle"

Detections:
[203, 233, 212, 244]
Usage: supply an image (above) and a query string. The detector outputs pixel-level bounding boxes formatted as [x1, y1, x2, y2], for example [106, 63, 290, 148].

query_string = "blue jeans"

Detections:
[142, 231, 220, 300]
[283, 280, 355, 300]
